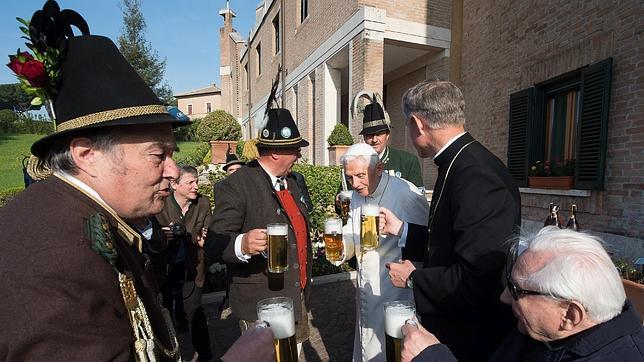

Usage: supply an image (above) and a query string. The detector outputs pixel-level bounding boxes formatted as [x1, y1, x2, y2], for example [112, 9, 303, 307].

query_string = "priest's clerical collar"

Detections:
[433, 132, 467, 160]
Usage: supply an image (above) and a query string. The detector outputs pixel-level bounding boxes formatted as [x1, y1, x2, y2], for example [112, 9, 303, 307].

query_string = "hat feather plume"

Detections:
[373, 92, 391, 126]
[256, 65, 282, 130]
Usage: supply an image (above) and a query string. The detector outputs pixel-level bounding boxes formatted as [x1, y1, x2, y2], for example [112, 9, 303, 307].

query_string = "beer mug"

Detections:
[339, 190, 352, 223]
[360, 203, 380, 252]
[257, 297, 298, 362]
[323, 218, 344, 262]
[384, 300, 416, 362]
[266, 223, 288, 273]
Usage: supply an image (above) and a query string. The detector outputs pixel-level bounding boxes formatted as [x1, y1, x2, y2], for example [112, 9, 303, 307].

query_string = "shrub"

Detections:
[195, 110, 241, 142]
[173, 118, 201, 142]
[327, 123, 354, 146]
[174, 142, 210, 166]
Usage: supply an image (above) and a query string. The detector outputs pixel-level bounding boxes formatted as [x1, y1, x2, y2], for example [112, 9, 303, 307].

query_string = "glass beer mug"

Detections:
[384, 300, 416, 362]
[338, 190, 352, 224]
[257, 297, 297, 362]
[323, 217, 344, 262]
[360, 203, 380, 252]
[266, 223, 288, 273]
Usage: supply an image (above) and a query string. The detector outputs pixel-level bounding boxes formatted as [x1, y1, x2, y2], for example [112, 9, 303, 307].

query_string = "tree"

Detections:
[117, 0, 173, 104]
[0, 83, 36, 114]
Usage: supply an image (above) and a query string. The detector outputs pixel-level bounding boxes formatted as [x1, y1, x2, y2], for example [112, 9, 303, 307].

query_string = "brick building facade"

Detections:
[219, 0, 643, 256]
[457, 0, 643, 254]
[219, 0, 450, 178]
[174, 84, 222, 120]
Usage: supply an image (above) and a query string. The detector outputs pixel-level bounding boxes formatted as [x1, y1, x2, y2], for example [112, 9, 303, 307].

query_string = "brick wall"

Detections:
[361, 0, 451, 28]
[460, 0, 644, 238]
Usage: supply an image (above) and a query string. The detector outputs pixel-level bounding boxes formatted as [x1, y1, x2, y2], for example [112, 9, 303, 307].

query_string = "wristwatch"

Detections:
[406, 271, 414, 289]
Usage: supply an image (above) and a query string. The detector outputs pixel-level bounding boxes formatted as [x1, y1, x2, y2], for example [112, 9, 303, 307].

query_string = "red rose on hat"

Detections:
[6, 52, 48, 88]
[20, 60, 48, 87]
[6, 51, 33, 74]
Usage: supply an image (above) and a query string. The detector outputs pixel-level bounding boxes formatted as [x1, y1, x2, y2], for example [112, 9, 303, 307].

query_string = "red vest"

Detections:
[275, 189, 308, 289]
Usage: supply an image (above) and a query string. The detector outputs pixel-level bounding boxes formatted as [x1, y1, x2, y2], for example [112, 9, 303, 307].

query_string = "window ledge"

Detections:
[519, 187, 591, 197]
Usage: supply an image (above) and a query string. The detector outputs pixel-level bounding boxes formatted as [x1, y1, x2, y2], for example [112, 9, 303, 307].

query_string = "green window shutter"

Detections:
[507, 88, 534, 187]
[575, 58, 612, 190]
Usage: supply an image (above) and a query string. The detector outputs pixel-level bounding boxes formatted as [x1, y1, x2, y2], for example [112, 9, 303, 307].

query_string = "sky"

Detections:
[0, 0, 258, 94]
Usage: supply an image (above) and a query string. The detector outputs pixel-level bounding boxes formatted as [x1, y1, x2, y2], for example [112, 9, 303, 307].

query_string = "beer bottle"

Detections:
[566, 204, 580, 231]
[544, 203, 562, 228]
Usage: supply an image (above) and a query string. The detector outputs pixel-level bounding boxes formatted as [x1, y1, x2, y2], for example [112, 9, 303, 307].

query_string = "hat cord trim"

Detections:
[257, 136, 303, 145]
[56, 105, 168, 132]
[362, 119, 389, 129]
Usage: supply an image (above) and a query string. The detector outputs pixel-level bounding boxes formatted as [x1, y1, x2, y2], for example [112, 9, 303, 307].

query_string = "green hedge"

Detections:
[0, 110, 53, 135]
[174, 142, 210, 166]
[196, 110, 241, 142]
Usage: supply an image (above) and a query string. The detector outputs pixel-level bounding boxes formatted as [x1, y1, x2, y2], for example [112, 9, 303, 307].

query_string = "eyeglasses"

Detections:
[506, 274, 552, 301]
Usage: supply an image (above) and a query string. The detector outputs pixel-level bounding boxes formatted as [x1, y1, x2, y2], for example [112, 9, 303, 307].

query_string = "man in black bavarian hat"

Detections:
[202, 87, 313, 356]
[360, 94, 424, 189]
[223, 151, 245, 175]
[0, 1, 274, 360]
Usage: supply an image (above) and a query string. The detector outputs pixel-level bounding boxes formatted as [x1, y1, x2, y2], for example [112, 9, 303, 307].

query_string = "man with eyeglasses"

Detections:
[399, 227, 644, 361]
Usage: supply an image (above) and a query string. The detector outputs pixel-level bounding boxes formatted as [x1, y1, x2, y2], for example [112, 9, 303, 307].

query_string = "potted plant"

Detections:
[327, 123, 353, 165]
[615, 258, 644, 322]
[528, 159, 575, 189]
[195, 110, 241, 164]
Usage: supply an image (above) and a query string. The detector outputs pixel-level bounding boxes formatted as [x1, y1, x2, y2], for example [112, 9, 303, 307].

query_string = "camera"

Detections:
[169, 222, 186, 239]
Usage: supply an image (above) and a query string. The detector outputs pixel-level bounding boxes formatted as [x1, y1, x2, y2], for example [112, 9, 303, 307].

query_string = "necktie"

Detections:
[277, 177, 286, 191]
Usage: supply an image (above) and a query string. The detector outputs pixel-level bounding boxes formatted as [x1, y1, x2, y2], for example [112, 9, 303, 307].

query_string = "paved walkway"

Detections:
[197, 278, 357, 361]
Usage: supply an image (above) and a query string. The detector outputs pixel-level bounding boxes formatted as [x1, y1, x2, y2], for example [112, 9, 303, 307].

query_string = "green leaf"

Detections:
[16, 17, 30, 27]
[31, 97, 43, 106]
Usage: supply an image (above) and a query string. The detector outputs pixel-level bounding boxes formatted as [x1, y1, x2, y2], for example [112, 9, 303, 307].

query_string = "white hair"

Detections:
[340, 143, 380, 170]
[517, 227, 625, 323]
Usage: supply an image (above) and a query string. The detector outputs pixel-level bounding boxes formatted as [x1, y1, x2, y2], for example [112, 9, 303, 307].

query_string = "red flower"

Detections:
[6, 51, 48, 88]
[6, 51, 34, 74]
[20, 60, 48, 87]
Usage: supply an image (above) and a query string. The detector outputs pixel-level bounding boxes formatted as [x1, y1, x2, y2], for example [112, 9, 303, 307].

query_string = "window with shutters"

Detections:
[507, 58, 612, 190]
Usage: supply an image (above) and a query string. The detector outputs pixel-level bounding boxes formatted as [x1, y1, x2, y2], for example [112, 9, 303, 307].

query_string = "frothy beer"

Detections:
[267, 223, 288, 273]
[257, 297, 297, 362]
[384, 300, 416, 362]
[360, 203, 380, 252]
[324, 218, 343, 262]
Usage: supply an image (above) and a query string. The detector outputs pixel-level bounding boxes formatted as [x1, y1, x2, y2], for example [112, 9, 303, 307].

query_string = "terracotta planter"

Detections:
[528, 176, 574, 189]
[622, 279, 644, 322]
[209, 141, 238, 164]
[328, 145, 350, 166]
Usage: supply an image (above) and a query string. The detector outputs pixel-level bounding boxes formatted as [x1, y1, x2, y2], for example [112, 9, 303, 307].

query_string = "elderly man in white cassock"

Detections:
[333, 143, 429, 361]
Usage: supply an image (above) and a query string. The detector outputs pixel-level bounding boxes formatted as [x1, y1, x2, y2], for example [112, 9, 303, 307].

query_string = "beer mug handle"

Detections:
[261, 250, 268, 258]
[331, 225, 356, 266]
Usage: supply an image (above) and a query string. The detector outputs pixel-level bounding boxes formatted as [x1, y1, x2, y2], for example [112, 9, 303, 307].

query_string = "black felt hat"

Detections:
[223, 152, 245, 171]
[256, 108, 309, 149]
[25, 2, 187, 158]
[256, 66, 308, 149]
[359, 102, 390, 136]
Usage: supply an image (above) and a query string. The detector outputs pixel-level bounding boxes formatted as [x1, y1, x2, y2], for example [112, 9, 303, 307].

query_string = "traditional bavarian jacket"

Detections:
[340, 173, 429, 362]
[380, 146, 424, 188]
[0, 174, 177, 361]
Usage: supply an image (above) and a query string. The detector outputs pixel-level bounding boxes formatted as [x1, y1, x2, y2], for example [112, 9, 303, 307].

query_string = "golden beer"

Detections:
[267, 223, 288, 273]
[360, 204, 380, 251]
[257, 297, 298, 362]
[324, 218, 344, 262]
[385, 334, 402, 362]
[384, 300, 416, 362]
